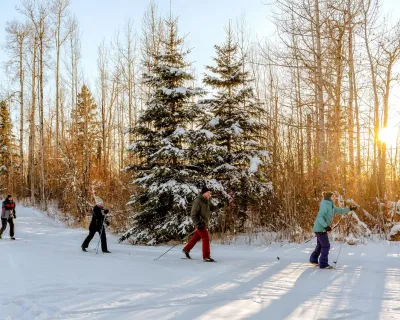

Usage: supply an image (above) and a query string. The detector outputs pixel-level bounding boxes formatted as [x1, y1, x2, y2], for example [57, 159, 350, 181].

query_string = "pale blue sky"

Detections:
[0, 0, 273, 88]
[1, 0, 400, 89]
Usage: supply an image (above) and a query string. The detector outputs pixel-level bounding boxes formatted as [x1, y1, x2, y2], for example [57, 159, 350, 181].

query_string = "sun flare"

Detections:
[379, 126, 398, 146]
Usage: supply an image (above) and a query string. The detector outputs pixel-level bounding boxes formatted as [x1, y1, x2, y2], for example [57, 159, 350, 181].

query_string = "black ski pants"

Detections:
[0, 218, 14, 237]
[82, 228, 108, 252]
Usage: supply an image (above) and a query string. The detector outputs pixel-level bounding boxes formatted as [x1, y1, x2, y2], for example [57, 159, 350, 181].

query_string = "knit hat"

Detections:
[95, 198, 104, 206]
[201, 186, 211, 195]
[322, 191, 334, 201]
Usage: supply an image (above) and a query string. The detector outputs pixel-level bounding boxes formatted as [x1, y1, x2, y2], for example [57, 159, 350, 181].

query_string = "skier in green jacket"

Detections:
[310, 191, 357, 268]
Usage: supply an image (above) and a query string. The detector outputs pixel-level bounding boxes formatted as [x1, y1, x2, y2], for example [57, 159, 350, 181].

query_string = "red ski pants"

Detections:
[184, 227, 210, 259]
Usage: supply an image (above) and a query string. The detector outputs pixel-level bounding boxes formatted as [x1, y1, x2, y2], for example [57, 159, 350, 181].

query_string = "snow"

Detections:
[127, 142, 137, 151]
[173, 126, 186, 136]
[231, 122, 243, 135]
[133, 173, 154, 184]
[209, 116, 220, 127]
[249, 155, 262, 173]
[168, 67, 185, 76]
[213, 163, 236, 172]
[389, 224, 400, 237]
[3, 206, 400, 319]
[259, 150, 271, 162]
[246, 139, 258, 146]
[161, 87, 201, 96]
[150, 144, 184, 158]
[199, 129, 215, 139]
[351, 212, 372, 236]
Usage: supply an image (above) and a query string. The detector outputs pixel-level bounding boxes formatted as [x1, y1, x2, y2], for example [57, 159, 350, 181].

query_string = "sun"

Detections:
[379, 126, 398, 146]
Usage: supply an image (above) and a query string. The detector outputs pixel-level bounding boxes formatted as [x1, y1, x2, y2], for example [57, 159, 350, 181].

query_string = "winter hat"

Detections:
[201, 186, 211, 195]
[322, 191, 334, 201]
[95, 198, 104, 206]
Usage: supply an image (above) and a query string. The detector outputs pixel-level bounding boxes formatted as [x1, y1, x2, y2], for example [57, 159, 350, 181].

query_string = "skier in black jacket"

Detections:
[81, 198, 111, 253]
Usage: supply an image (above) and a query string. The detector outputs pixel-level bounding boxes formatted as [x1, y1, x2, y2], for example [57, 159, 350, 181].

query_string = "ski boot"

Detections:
[182, 249, 192, 259]
[321, 264, 335, 269]
[204, 257, 215, 262]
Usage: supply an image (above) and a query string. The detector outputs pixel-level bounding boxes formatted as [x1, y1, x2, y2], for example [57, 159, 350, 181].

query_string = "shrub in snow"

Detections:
[389, 224, 400, 241]
[345, 234, 360, 245]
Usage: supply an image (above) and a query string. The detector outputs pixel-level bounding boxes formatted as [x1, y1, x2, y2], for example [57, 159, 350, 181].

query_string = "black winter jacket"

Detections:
[89, 205, 108, 231]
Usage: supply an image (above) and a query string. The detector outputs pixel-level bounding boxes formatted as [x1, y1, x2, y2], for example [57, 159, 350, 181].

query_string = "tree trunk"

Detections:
[39, 24, 46, 208]
[29, 38, 38, 205]
[314, 0, 325, 175]
[19, 34, 25, 198]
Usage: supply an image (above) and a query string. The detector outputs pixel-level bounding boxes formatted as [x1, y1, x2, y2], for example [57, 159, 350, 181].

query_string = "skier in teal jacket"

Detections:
[310, 191, 357, 268]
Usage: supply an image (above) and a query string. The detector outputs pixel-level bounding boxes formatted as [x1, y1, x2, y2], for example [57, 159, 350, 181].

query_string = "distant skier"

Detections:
[0, 195, 16, 240]
[183, 186, 216, 262]
[81, 198, 111, 253]
[310, 191, 357, 269]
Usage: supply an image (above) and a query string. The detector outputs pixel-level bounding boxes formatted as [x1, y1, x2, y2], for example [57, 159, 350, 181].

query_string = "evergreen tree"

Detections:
[0, 100, 12, 175]
[67, 85, 100, 217]
[119, 17, 206, 244]
[201, 25, 272, 231]
[0, 100, 19, 194]
[72, 85, 100, 153]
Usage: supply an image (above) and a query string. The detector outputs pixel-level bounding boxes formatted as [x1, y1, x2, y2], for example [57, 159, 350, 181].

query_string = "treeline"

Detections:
[1, 0, 399, 244]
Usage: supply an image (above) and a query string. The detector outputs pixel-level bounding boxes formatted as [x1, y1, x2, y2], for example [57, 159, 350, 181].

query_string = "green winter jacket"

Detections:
[191, 194, 211, 228]
[312, 200, 350, 232]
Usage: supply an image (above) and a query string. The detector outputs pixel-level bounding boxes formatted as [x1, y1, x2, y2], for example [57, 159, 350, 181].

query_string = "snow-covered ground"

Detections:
[2, 207, 400, 320]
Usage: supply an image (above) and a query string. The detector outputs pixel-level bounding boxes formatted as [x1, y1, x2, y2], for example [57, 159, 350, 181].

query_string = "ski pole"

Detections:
[333, 243, 343, 266]
[302, 219, 341, 245]
[154, 230, 195, 261]
[1, 223, 8, 238]
[96, 216, 106, 254]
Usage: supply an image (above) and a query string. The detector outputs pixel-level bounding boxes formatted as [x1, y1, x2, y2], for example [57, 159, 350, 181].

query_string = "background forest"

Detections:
[1, 0, 400, 244]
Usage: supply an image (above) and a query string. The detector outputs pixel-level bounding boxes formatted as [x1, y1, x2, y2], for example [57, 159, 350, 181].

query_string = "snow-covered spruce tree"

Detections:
[66, 85, 100, 219]
[201, 25, 272, 232]
[119, 17, 206, 244]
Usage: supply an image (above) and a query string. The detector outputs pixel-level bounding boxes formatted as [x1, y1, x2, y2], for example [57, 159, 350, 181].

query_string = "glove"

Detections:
[105, 220, 110, 226]
[14, 215, 16, 219]
[325, 226, 332, 232]
[197, 221, 204, 229]
[349, 205, 357, 211]
[103, 209, 109, 214]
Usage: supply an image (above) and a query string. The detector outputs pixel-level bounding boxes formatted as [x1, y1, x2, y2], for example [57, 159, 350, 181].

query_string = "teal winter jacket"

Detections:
[312, 200, 350, 233]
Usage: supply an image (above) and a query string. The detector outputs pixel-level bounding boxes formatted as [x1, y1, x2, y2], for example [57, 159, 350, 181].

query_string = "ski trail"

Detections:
[1, 206, 399, 319]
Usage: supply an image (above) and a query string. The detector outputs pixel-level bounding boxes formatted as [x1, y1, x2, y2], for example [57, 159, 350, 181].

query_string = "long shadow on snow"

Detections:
[57, 256, 267, 318]
[59, 259, 289, 319]
[168, 260, 292, 320]
[251, 262, 356, 319]
[318, 263, 387, 320]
